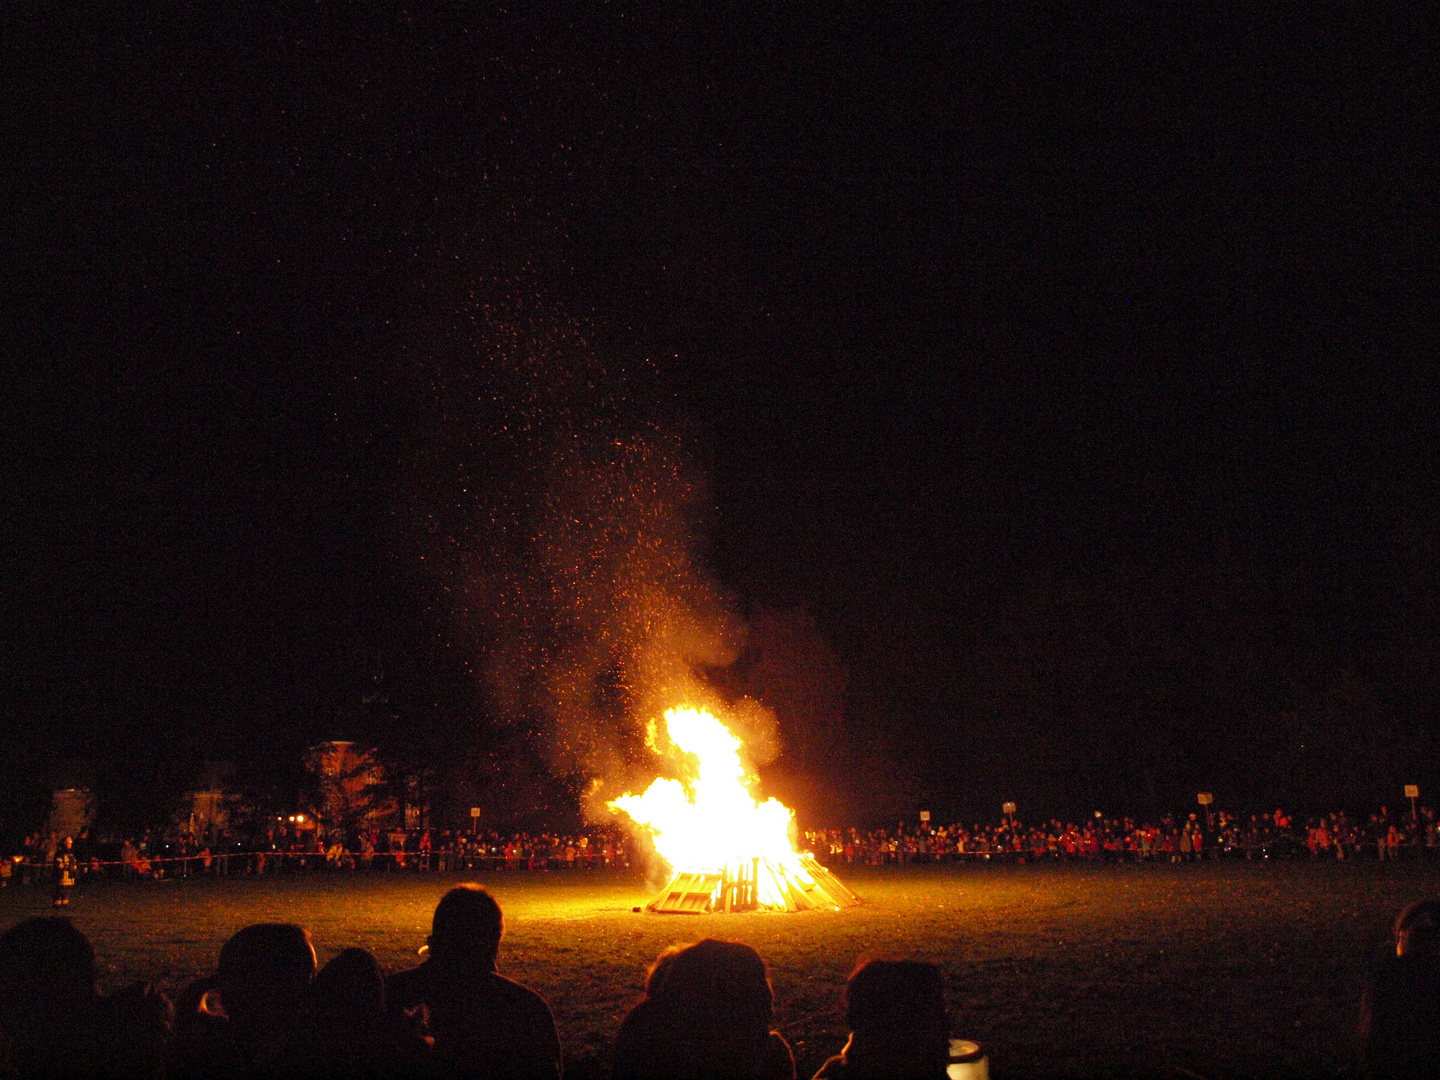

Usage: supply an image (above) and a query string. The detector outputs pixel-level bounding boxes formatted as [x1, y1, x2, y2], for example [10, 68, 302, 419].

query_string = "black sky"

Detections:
[3, 6, 1438, 824]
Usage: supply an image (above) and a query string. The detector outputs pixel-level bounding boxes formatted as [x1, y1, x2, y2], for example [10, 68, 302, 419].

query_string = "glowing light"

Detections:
[609, 706, 836, 910]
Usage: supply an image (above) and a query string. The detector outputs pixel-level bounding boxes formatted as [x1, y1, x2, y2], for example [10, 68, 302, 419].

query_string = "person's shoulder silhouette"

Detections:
[386, 884, 561, 1080]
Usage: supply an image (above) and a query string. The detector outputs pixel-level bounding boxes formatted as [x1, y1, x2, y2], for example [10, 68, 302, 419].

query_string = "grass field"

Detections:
[3, 859, 1437, 1078]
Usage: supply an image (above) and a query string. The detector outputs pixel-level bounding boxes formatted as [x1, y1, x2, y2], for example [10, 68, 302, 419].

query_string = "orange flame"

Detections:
[609, 706, 821, 908]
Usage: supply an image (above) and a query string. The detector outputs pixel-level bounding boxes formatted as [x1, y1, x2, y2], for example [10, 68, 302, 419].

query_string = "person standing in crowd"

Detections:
[52, 837, 77, 908]
[120, 838, 139, 878]
[386, 884, 562, 1079]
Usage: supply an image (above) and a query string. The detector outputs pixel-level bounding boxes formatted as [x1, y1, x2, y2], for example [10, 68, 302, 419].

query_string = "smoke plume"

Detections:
[438, 304, 777, 818]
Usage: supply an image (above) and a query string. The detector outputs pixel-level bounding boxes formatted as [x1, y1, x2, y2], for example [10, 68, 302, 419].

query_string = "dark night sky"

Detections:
[3, 6, 1438, 825]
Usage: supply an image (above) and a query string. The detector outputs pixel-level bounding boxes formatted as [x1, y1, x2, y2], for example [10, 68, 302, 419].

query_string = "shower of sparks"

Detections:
[437, 309, 776, 811]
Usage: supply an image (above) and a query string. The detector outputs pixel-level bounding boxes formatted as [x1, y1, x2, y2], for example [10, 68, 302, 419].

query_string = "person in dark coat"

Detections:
[812, 960, 950, 1079]
[611, 938, 795, 1080]
[386, 884, 562, 1079]
[1359, 899, 1440, 1080]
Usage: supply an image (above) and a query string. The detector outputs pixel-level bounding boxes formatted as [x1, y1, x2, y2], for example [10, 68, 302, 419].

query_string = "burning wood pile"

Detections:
[646, 854, 857, 914]
[610, 707, 860, 914]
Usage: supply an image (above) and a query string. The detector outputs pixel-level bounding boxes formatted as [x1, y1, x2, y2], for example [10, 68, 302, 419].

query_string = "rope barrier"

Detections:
[6, 850, 622, 871]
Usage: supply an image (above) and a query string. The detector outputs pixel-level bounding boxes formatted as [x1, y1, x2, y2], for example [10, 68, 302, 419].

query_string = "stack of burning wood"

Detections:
[647, 854, 859, 914]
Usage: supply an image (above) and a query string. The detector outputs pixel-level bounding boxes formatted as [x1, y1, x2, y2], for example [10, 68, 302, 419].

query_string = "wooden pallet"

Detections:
[647, 872, 724, 913]
[645, 857, 860, 913]
[799, 854, 861, 908]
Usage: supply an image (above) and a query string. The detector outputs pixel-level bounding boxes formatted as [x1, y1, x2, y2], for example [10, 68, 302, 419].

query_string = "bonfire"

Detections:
[609, 706, 858, 913]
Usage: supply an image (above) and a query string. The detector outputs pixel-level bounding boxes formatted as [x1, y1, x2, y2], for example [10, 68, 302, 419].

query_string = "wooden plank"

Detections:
[647, 872, 722, 913]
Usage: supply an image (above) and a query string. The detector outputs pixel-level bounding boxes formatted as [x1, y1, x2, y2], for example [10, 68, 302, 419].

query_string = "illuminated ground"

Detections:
[4, 859, 1438, 1078]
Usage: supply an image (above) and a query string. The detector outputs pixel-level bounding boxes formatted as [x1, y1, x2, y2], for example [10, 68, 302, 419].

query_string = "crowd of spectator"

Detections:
[2, 884, 1437, 1078]
[5, 803, 1440, 893]
[806, 804, 1440, 866]
[1, 827, 636, 888]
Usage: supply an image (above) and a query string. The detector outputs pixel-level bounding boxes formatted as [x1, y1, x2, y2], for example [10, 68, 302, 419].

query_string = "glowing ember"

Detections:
[609, 706, 857, 912]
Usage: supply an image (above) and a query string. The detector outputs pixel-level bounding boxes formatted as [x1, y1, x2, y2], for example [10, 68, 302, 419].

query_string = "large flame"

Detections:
[609, 706, 819, 908]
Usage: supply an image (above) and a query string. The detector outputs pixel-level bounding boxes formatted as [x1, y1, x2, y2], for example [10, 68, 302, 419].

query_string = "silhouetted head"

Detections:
[312, 947, 385, 1034]
[0, 918, 103, 1075]
[616, 939, 779, 1078]
[645, 939, 774, 1035]
[0, 918, 96, 993]
[644, 944, 685, 998]
[1396, 900, 1440, 958]
[215, 923, 315, 1040]
[841, 960, 949, 1075]
[428, 884, 503, 965]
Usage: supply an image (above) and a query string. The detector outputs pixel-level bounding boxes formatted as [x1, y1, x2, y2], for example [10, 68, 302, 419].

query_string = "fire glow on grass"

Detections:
[609, 706, 858, 912]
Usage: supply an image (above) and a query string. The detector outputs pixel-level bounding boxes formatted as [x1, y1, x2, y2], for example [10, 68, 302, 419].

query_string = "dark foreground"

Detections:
[3, 859, 1435, 1078]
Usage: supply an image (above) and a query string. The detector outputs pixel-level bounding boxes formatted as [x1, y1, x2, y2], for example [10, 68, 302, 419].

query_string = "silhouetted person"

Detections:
[611, 938, 795, 1080]
[1359, 899, 1440, 1080]
[0, 916, 171, 1079]
[812, 960, 950, 1079]
[0, 916, 102, 1076]
[169, 922, 316, 1079]
[308, 947, 408, 1077]
[386, 884, 562, 1079]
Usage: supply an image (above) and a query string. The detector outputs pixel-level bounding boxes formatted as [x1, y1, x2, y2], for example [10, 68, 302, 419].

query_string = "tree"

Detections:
[304, 742, 395, 837]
